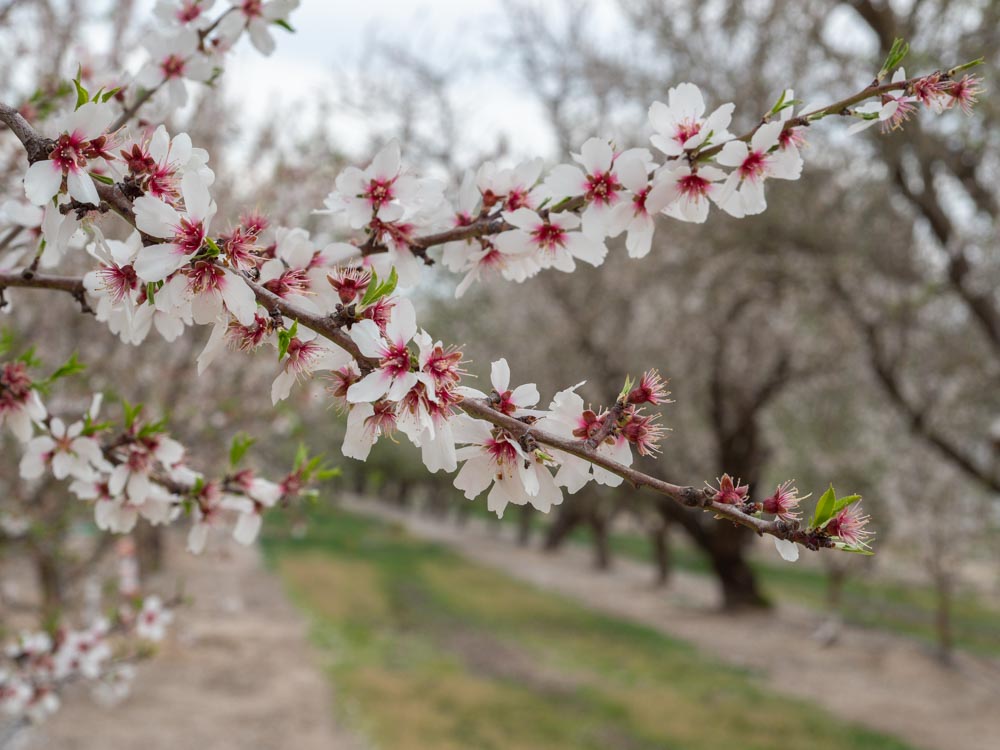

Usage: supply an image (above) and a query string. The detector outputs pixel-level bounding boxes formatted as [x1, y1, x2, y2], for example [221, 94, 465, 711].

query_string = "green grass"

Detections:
[593, 528, 1000, 657]
[262, 503, 916, 750]
[462, 503, 1000, 656]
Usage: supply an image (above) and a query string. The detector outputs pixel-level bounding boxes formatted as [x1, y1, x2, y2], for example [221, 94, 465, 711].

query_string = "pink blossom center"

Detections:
[172, 217, 207, 255]
[98, 264, 139, 302]
[505, 188, 531, 211]
[241, 0, 264, 17]
[485, 437, 518, 466]
[49, 133, 88, 173]
[177, 2, 203, 22]
[632, 186, 651, 216]
[160, 55, 186, 80]
[584, 171, 621, 206]
[0, 362, 33, 414]
[673, 119, 701, 146]
[530, 222, 567, 251]
[738, 151, 768, 182]
[285, 338, 323, 374]
[677, 173, 711, 200]
[379, 343, 412, 378]
[365, 178, 395, 210]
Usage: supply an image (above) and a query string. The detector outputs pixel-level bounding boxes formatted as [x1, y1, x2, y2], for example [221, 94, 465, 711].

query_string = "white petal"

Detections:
[490, 359, 510, 393]
[24, 161, 63, 205]
[67, 170, 99, 206]
[774, 538, 800, 562]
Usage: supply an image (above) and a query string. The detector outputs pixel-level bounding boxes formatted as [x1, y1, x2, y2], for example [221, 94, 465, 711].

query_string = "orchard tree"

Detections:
[0, 0, 984, 736]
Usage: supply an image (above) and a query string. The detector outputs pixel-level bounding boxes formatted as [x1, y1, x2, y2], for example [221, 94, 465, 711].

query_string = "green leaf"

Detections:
[46, 353, 86, 382]
[809, 485, 837, 529]
[950, 57, 984, 74]
[379, 266, 399, 299]
[203, 236, 221, 257]
[830, 493, 862, 516]
[878, 38, 909, 81]
[17, 346, 41, 369]
[121, 398, 143, 429]
[72, 69, 89, 110]
[277, 321, 298, 360]
[90, 172, 115, 185]
[293, 442, 309, 471]
[100, 87, 121, 103]
[359, 268, 381, 306]
[834, 542, 875, 556]
[273, 18, 295, 32]
[229, 432, 256, 467]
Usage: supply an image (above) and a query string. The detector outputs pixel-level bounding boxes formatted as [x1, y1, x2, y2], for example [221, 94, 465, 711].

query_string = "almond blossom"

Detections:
[135, 596, 174, 642]
[154, 0, 217, 30]
[494, 208, 607, 272]
[659, 163, 737, 223]
[452, 414, 562, 517]
[605, 168, 677, 258]
[216, 0, 300, 56]
[716, 120, 803, 215]
[0, 361, 46, 442]
[346, 298, 435, 403]
[19, 417, 106, 481]
[133, 172, 216, 281]
[541, 139, 652, 238]
[135, 30, 216, 110]
[535, 383, 633, 493]
[648, 83, 734, 157]
[23, 102, 116, 207]
[271, 326, 353, 404]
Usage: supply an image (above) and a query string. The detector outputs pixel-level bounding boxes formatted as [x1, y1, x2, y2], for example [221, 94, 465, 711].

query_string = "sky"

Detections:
[220, 0, 625, 161]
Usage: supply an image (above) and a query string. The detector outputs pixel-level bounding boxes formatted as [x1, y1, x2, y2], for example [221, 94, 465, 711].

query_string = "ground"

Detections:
[18, 538, 362, 750]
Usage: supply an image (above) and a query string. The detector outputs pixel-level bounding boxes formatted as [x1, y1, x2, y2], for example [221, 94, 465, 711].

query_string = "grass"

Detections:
[593, 528, 1000, 657]
[463, 503, 1000, 656]
[262, 504, 916, 750]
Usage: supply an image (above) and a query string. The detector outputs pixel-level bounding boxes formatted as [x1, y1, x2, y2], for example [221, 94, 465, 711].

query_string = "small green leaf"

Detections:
[122, 398, 144, 429]
[100, 87, 121, 103]
[46, 353, 86, 382]
[878, 38, 909, 81]
[273, 18, 295, 32]
[809, 485, 837, 529]
[203, 236, 221, 257]
[72, 69, 89, 110]
[90, 172, 115, 185]
[229, 432, 256, 467]
[277, 321, 298, 360]
[950, 57, 984, 74]
[830, 493, 862, 516]
[834, 542, 875, 556]
[359, 268, 381, 306]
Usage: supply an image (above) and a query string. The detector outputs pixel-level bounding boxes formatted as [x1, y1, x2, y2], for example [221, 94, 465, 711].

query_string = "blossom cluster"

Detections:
[3, 0, 299, 276]
[0, 596, 172, 725]
[2, 353, 326, 554]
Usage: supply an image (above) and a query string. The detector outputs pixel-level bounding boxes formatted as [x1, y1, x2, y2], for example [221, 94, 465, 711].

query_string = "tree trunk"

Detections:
[650, 523, 672, 587]
[516, 505, 533, 547]
[589, 514, 612, 570]
[708, 527, 769, 611]
[934, 572, 954, 664]
[656, 500, 769, 610]
[543, 502, 584, 551]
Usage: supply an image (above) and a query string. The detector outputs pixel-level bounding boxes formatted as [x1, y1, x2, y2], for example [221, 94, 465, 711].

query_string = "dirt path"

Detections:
[345, 498, 1000, 750]
[20, 536, 365, 750]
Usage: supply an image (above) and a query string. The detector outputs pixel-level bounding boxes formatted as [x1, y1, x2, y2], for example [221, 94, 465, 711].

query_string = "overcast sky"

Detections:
[220, 0, 623, 160]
